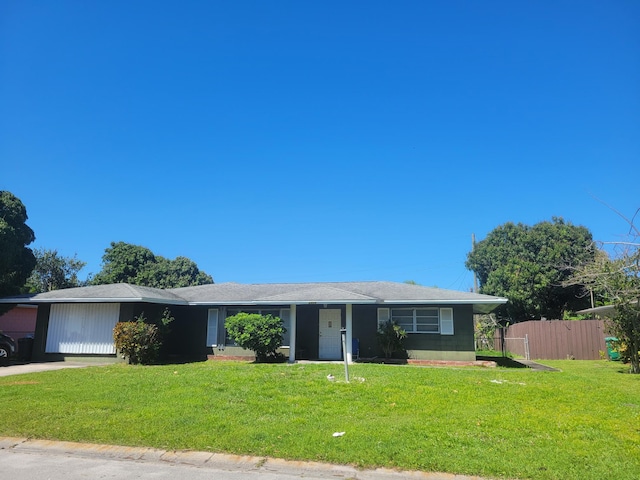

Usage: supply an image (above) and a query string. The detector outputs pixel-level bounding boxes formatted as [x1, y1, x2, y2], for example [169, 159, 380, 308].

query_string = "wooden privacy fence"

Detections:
[494, 320, 608, 360]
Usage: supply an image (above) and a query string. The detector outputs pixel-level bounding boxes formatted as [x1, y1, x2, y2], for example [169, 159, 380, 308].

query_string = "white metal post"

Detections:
[345, 303, 353, 364]
[288, 304, 297, 363]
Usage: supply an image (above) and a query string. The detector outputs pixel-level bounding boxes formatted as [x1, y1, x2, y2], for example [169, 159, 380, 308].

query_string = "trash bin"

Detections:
[605, 337, 620, 361]
[18, 337, 34, 362]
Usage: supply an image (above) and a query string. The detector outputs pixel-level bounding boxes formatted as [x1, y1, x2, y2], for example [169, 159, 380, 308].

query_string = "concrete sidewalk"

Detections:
[513, 359, 560, 371]
[0, 437, 493, 480]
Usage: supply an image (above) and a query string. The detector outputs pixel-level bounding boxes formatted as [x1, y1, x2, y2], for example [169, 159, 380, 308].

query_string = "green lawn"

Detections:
[1, 360, 638, 480]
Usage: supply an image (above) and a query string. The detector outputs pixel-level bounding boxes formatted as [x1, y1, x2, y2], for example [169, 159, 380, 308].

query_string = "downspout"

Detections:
[288, 304, 297, 363]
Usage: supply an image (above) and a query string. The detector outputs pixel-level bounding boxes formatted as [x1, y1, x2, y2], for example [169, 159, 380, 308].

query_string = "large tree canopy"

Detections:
[25, 248, 86, 293]
[466, 217, 595, 321]
[91, 241, 214, 288]
[0, 191, 36, 299]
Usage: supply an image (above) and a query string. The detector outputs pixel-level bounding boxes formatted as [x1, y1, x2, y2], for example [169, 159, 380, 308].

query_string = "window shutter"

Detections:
[440, 308, 454, 335]
[377, 308, 390, 328]
[280, 309, 291, 347]
[207, 309, 219, 346]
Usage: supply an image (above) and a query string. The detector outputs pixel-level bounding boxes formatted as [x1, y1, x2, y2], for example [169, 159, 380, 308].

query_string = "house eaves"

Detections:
[382, 298, 508, 313]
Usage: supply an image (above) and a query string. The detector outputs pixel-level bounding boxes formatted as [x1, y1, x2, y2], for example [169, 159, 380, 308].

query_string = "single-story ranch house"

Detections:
[0, 281, 507, 362]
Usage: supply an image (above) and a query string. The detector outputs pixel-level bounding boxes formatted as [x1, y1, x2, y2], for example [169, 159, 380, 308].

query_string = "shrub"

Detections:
[225, 312, 285, 362]
[113, 313, 161, 365]
[377, 320, 407, 358]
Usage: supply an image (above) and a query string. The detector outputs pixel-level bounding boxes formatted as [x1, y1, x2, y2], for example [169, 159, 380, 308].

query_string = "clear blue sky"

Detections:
[1, 1, 638, 290]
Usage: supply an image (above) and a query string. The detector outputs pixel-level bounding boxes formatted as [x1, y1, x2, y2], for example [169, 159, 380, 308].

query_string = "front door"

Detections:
[318, 309, 342, 359]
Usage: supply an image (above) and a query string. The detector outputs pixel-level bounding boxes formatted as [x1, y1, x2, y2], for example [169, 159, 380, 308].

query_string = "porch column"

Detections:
[288, 304, 297, 363]
[346, 303, 353, 363]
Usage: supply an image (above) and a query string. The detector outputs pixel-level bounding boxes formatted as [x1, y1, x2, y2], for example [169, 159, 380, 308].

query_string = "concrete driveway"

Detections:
[0, 361, 110, 376]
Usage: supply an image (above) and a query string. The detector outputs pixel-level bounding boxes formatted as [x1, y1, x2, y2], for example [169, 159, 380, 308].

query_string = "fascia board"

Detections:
[188, 300, 379, 306]
[253, 299, 378, 305]
[188, 301, 260, 306]
[382, 299, 508, 305]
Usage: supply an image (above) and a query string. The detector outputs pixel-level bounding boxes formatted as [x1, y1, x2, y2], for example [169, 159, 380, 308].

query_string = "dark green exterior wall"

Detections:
[32, 304, 50, 361]
[295, 305, 345, 360]
[350, 304, 475, 361]
[30, 302, 477, 362]
[166, 305, 209, 360]
[177, 303, 475, 361]
[352, 305, 380, 359]
[31, 302, 204, 362]
[402, 304, 475, 360]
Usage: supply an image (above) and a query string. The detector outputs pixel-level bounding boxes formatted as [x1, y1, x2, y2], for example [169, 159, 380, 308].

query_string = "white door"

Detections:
[319, 309, 342, 360]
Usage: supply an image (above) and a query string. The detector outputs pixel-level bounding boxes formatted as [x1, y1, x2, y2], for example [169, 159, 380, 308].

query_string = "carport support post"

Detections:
[345, 303, 353, 363]
[288, 304, 297, 363]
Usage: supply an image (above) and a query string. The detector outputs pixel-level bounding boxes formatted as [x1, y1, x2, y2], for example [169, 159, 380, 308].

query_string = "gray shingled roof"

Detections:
[0, 281, 507, 313]
[170, 281, 507, 313]
[0, 283, 187, 304]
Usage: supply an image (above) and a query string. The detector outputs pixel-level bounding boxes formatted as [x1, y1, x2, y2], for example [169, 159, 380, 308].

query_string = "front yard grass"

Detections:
[1, 360, 638, 480]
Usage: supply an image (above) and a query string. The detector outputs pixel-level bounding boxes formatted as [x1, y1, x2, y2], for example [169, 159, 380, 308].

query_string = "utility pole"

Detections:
[471, 233, 479, 293]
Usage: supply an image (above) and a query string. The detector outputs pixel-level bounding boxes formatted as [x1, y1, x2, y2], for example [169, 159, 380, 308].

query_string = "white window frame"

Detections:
[385, 307, 454, 335]
[206, 309, 219, 347]
[440, 307, 454, 335]
[377, 308, 390, 328]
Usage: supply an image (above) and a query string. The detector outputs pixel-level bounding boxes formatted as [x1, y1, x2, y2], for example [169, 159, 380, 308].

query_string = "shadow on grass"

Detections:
[476, 355, 529, 368]
[355, 357, 409, 365]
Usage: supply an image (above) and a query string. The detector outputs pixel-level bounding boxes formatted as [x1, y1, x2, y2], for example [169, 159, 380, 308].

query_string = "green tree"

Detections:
[91, 241, 213, 288]
[377, 320, 407, 358]
[25, 248, 86, 293]
[0, 191, 36, 307]
[567, 209, 640, 373]
[466, 217, 595, 321]
[225, 313, 285, 362]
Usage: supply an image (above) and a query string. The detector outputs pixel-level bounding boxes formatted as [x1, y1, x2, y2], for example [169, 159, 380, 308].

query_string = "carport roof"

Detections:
[0, 283, 187, 305]
[0, 281, 507, 313]
[576, 304, 616, 317]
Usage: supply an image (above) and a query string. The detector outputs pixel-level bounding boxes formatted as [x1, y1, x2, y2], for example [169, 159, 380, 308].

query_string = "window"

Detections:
[387, 308, 454, 334]
[206, 309, 218, 347]
[377, 308, 390, 328]
[224, 309, 289, 346]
